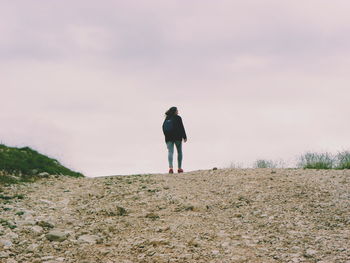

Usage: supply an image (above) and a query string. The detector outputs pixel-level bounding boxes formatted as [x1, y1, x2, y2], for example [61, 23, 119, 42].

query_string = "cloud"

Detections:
[1, 0, 350, 175]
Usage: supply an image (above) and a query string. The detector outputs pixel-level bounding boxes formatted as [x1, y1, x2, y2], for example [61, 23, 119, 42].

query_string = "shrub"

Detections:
[229, 162, 243, 169]
[253, 159, 277, 168]
[335, 151, 350, 169]
[298, 152, 334, 169]
[0, 144, 83, 185]
[0, 174, 18, 185]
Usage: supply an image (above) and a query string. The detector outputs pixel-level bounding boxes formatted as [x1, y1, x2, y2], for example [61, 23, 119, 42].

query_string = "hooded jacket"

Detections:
[163, 115, 187, 142]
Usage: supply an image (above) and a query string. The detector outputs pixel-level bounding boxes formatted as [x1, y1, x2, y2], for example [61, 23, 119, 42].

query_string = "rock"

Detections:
[37, 220, 55, 228]
[6, 259, 18, 263]
[149, 238, 169, 246]
[23, 214, 33, 221]
[22, 210, 35, 216]
[4, 231, 18, 240]
[291, 257, 301, 263]
[46, 230, 69, 242]
[155, 226, 170, 232]
[26, 243, 39, 253]
[39, 199, 54, 205]
[0, 252, 10, 259]
[16, 215, 36, 226]
[31, 225, 44, 235]
[99, 248, 110, 256]
[77, 234, 101, 244]
[41, 256, 55, 261]
[116, 206, 127, 216]
[221, 242, 230, 247]
[305, 249, 317, 258]
[230, 255, 247, 261]
[38, 172, 50, 178]
[145, 213, 160, 220]
[0, 239, 13, 248]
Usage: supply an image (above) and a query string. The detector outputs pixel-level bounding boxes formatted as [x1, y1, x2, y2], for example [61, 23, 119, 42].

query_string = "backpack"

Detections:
[162, 117, 175, 134]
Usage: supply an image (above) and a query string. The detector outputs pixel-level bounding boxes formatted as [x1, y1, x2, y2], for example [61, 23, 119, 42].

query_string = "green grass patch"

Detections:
[0, 218, 17, 229]
[116, 206, 127, 216]
[15, 211, 25, 216]
[253, 159, 277, 168]
[335, 151, 350, 169]
[0, 194, 25, 200]
[298, 152, 335, 169]
[0, 144, 83, 184]
[0, 174, 19, 185]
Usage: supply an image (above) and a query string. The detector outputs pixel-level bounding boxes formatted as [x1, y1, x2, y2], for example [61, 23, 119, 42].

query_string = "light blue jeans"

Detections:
[166, 140, 182, 168]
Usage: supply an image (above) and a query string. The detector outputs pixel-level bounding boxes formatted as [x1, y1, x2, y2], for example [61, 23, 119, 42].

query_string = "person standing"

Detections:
[162, 107, 187, 174]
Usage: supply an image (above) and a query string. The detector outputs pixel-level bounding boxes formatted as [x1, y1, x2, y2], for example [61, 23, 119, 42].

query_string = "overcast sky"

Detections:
[1, 0, 350, 176]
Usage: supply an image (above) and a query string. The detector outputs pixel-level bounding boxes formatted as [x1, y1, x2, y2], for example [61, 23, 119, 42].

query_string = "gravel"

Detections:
[0, 168, 349, 262]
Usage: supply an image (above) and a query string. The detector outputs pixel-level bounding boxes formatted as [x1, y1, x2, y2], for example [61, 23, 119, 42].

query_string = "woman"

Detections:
[162, 106, 187, 174]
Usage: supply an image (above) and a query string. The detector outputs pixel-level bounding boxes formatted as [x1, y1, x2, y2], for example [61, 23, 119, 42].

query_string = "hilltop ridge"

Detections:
[0, 144, 83, 185]
[0, 168, 349, 262]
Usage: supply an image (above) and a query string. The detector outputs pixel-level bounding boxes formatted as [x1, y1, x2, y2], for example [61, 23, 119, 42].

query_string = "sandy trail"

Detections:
[0, 168, 349, 262]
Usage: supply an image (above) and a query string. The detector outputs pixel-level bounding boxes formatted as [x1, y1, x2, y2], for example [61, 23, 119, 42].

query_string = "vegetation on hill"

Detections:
[298, 151, 350, 169]
[0, 144, 83, 185]
[248, 151, 350, 170]
[253, 159, 278, 168]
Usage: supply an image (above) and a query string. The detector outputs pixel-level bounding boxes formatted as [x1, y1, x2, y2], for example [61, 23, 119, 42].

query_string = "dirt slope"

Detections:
[0, 169, 349, 263]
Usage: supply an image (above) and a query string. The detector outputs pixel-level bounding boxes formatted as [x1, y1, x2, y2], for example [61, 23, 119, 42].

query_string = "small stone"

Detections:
[221, 242, 230, 247]
[305, 249, 317, 257]
[212, 250, 220, 255]
[77, 234, 101, 244]
[116, 206, 127, 216]
[149, 238, 169, 246]
[0, 239, 13, 248]
[41, 256, 55, 261]
[4, 232, 18, 239]
[39, 199, 54, 205]
[21, 210, 35, 216]
[37, 220, 55, 228]
[26, 243, 39, 253]
[17, 219, 36, 226]
[38, 172, 50, 178]
[0, 251, 9, 258]
[230, 255, 247, 261]
[217, 230, 229, 238]
[46, 230, 69, 242]
[145, 213, 160, 220]
[99, 248, 110, 256]
[31, 226, 44, 234]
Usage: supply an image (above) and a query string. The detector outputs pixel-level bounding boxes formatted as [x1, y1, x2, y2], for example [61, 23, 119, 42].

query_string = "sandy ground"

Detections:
[0, 168, 349, 263]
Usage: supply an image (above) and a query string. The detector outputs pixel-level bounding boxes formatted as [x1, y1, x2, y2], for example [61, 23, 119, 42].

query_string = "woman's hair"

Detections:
[165, 106, 177, 119]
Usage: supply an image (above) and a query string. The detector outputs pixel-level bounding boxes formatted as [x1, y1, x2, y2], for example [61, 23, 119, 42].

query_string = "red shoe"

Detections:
[168, 168, 174, 174]
[178, 168, 184, 173]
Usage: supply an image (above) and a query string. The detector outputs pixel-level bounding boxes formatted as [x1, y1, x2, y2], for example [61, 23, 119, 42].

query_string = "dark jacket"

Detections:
[163, 115, 187, 142]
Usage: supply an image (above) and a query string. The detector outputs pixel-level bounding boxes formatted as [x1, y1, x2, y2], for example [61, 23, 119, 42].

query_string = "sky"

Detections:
[1, 0, 350, 176]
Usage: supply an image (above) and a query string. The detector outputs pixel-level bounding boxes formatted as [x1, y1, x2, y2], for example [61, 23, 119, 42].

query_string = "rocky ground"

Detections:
[0, 168, 349, 263]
